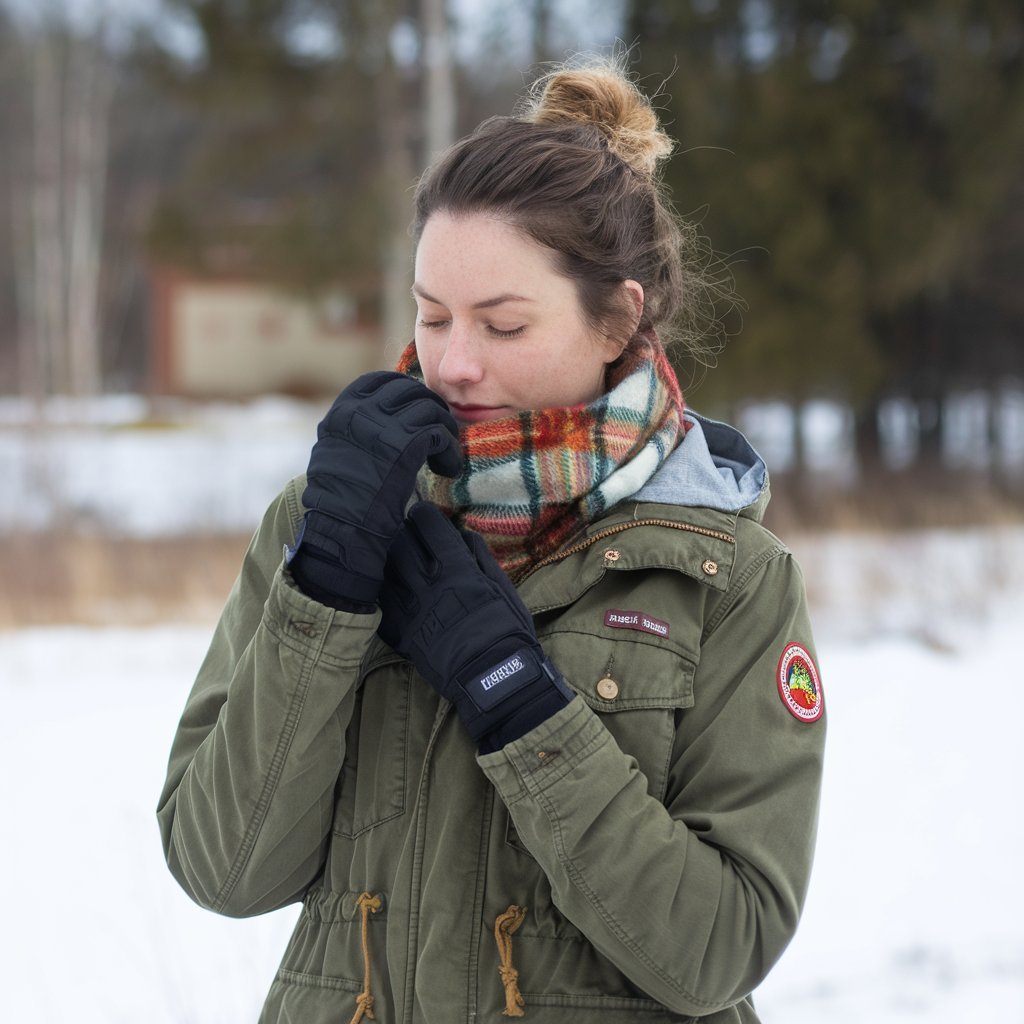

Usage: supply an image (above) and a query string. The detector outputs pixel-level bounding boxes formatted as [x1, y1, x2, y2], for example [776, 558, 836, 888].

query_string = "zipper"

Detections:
[513, 517, 736, 585]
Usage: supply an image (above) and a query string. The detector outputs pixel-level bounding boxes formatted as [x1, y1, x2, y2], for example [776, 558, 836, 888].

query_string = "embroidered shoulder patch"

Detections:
[776, 643, 823, 723]
[603, 608, 669, 638]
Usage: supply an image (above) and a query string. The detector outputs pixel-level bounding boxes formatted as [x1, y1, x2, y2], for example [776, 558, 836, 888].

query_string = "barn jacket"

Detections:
[157, 412, 826, 1024]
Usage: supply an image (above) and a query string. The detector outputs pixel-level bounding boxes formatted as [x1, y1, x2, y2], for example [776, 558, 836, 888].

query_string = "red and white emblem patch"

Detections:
[776, 643, 823, 723]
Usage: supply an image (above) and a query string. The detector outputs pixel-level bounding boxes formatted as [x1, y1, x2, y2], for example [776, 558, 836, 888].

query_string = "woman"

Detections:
[158, 59, 825, 1024]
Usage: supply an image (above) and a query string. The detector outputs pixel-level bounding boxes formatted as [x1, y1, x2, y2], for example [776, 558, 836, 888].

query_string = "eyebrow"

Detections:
[412, 284, 533, 310]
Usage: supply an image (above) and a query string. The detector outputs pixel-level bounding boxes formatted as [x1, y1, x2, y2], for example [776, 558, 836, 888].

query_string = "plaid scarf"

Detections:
[396, 331, 685, 577]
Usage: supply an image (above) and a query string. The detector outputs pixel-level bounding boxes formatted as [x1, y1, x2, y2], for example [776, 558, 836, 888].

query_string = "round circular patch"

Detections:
[776, 643, 823, 723]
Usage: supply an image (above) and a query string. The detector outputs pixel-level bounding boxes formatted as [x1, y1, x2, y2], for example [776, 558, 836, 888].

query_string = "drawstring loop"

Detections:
[494, 904, 527, 1017]
[349, 891, 383, 1024]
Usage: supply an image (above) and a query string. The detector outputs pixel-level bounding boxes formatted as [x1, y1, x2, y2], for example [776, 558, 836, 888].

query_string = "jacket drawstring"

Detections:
[349, 891, 383, 1024]
[494, 904, 527, 1017]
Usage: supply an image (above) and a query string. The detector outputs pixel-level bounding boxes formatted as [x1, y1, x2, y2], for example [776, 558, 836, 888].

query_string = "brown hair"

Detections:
[413, 58, 729, 359]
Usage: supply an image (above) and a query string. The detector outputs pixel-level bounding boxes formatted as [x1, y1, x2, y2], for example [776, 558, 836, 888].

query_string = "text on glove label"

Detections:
[466, 650, 539, 712]
[480, 655, 526, 691]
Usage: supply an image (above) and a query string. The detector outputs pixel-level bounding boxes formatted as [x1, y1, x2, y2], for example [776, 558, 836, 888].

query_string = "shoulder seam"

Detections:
[702, 543, 789, 641]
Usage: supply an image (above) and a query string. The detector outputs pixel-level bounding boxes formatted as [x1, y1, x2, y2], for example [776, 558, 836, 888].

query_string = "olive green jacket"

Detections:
[158, 423, 825, 1024]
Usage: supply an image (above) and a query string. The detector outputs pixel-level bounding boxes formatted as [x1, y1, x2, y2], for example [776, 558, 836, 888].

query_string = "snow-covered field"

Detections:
[2, 569, 1022, 1022]
[0, 397, 322, 535]
[2, 392, 1022, 536]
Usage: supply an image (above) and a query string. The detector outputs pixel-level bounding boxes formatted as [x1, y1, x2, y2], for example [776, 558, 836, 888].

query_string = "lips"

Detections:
[447, 402, 512, 423]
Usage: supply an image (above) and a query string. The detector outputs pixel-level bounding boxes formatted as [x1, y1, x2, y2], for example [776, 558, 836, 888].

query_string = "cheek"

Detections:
[413, 336, 438, 387]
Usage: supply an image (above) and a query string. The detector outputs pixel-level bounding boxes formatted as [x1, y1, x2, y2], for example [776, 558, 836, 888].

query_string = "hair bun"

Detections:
[524, 62, 673, 176]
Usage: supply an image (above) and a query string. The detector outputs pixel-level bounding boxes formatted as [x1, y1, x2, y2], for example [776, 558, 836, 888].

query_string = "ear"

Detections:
[624, 279, 645, 322]
[601, 279, 646, 363]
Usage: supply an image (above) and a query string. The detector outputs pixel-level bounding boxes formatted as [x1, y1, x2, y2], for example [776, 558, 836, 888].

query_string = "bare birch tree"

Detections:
[30, 27, 66, 396]
[65, 26, 113, 398]
[11, 14, 114, 399]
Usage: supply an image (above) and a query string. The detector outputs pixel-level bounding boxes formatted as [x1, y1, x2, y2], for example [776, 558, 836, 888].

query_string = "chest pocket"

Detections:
[536, 628, 695, 804]
[332, 647, 413, 839]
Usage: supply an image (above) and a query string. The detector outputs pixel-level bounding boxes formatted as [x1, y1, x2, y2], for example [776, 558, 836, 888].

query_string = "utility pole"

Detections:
[422, 0, 455, 162]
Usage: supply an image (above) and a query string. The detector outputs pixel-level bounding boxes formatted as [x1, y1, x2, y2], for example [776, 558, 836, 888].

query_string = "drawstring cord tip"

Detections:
[494, 904, 527, 1017]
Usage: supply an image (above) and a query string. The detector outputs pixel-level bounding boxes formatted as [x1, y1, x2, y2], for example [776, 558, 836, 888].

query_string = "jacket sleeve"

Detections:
[478, 547, 825, 1017]
[156, 480, 380, 918]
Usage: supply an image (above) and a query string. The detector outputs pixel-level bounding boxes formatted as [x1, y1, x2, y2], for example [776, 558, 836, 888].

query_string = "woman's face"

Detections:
[413, 213, 636, 423]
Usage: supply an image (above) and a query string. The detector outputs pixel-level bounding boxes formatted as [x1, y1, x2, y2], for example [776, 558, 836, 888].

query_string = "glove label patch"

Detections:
[467, 650, 538, 711]
[480, 655, 526, 692]
[776, 642, 823, 723]
[604, 608, 670, 638]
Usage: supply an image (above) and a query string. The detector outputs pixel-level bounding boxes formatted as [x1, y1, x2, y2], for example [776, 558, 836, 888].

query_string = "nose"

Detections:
[436, 323, 484, 387]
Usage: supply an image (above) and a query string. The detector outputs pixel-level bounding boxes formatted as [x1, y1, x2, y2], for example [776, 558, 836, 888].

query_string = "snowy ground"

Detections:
[2, 571, 1023, 1023]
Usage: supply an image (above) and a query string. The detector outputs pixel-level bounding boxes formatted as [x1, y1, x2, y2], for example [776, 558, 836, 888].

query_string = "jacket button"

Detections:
[596, 677, 619, 701]
[604, 549, 621, 562]
[702, 559, 719, 576]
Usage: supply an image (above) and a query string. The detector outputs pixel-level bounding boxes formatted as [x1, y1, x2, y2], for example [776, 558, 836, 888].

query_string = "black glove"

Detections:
[287, 372, 462, 611]
[378, 502, 573, 753]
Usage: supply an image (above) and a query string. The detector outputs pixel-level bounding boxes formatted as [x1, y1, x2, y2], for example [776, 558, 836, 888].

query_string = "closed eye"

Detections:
[487, 325, 526, 339]
[417, 318, 450, 330]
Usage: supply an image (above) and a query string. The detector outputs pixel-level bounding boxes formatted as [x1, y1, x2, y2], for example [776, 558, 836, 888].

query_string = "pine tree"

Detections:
[626, 0, 1024, 468]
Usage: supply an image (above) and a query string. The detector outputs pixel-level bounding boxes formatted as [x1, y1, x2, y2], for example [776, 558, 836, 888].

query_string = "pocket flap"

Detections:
[538, 629, 694, 713]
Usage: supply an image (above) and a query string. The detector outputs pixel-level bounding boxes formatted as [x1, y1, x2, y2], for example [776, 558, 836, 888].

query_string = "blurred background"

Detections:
[1, 0, 1024, 622]
[1, 1, 1022, 1022]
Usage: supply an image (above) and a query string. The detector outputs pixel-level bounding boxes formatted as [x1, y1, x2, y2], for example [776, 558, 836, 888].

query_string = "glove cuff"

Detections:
[476, 682, 573, 754]
[286, 514, 382, 610]
[458, 649, 573, 753]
